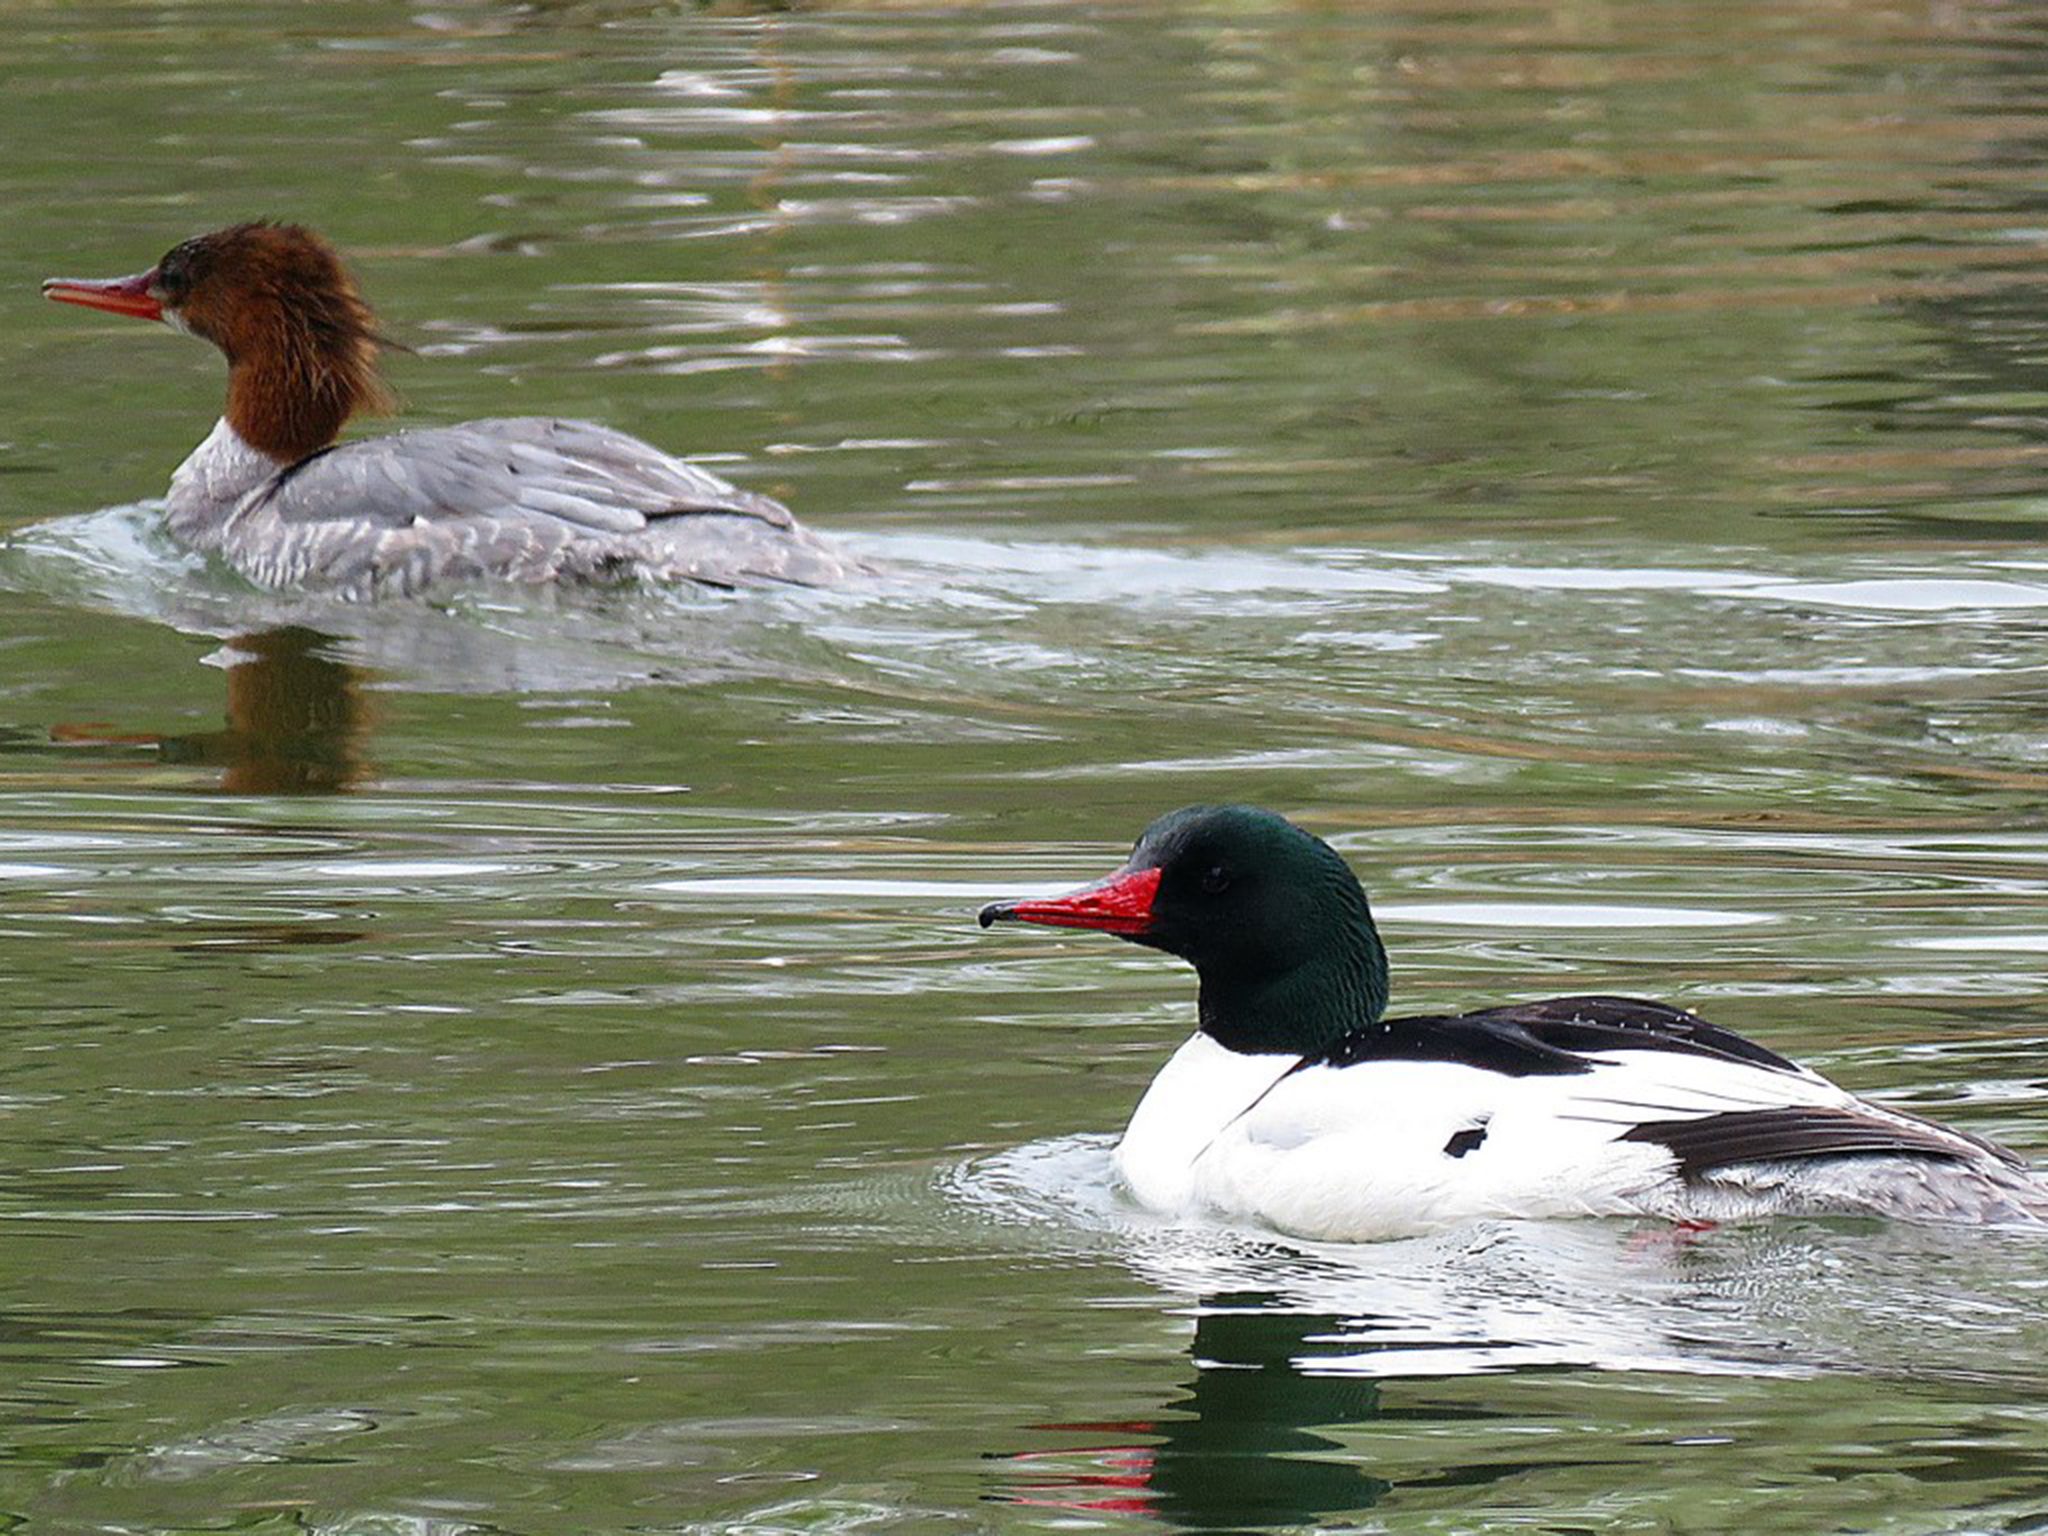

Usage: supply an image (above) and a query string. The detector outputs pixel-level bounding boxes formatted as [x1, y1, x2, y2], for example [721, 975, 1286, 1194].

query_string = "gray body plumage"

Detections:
[165, 415, 862, 598]
[1631, 1098, 2048, 1228]
[1668, 1151, 2048, 1227]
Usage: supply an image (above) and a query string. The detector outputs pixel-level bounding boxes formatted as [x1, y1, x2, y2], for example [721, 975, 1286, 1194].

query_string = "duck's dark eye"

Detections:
[155, 242, 200, 299]
[1199, 864, 1233, 895]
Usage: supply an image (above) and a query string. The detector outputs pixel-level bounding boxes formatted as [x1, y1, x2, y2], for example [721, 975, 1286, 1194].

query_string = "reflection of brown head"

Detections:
[50, 628, 373, 794]
[215, 627, 373, 795]
[44, 222, 395, 462]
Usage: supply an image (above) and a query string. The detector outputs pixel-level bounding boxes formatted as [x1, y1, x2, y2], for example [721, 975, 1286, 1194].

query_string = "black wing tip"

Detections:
[1621, 1105, 2004, 1180]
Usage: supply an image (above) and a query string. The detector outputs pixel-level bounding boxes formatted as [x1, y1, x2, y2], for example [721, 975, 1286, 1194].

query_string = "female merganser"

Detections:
[979, 805, 2048, 1239]
[41, 222, 861, 597]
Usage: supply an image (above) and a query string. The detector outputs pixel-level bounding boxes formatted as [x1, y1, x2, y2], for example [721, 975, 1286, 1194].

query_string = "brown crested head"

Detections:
[47, 222, 396, 462]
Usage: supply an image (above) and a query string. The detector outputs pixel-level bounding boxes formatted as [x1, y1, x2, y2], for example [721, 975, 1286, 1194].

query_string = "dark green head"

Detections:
[979, 805, 1391, 1055]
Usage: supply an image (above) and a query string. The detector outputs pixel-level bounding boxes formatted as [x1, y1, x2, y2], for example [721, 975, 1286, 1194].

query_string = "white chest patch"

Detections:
[164, 417, 283, 549]
[1112, 1034, 1299, 1212]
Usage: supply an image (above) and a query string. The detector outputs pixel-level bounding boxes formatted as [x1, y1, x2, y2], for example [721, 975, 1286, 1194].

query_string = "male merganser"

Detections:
[979, 805, 2048, 1239]
[42, 222, 861, 597]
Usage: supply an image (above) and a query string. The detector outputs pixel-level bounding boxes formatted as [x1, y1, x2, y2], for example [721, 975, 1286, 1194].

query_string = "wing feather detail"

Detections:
[261, 418, 783, 533]
[180, 416, 861, 594]
[1322, 995, 1813, 1079]
[1620, 1104, 2024, 1177]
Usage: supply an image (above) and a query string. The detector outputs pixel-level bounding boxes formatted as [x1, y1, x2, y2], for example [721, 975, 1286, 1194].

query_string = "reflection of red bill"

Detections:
[993, 1443, 1157, 1513]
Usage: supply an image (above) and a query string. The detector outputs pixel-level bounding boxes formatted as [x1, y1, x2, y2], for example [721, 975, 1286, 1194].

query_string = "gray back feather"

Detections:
[178, 417, 859, 596]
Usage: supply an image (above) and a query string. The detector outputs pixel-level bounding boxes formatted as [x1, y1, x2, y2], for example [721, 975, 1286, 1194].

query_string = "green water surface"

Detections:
[8, 2, 2048, 1531]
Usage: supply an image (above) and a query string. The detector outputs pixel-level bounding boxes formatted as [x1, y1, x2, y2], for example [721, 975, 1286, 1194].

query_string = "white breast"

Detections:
[1112, 1033, 1299, 1211]
[164, 417, 280, 551]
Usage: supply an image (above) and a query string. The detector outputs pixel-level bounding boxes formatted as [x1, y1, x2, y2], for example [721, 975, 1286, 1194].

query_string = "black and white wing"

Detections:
[1326, 994, 1815, 1078]
[1246, 996, 2048, 1230]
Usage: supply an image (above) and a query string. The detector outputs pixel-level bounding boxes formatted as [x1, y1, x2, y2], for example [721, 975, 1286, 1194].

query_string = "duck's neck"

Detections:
[1195, 926, 1390, 1058]
[222, 347, 355, 464]
[213, 289, 390, 465]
